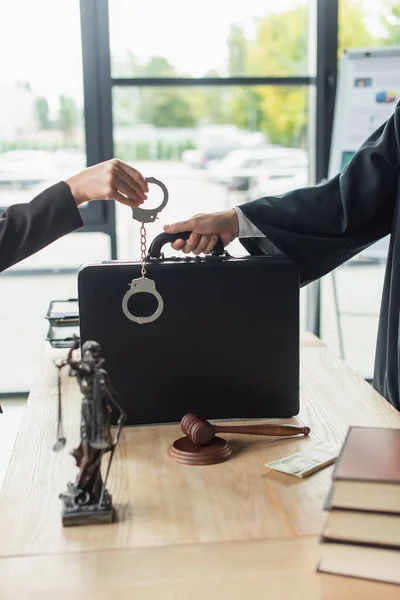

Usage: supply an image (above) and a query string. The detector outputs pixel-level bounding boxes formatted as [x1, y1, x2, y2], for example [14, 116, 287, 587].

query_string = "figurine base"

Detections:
[61, 491, 114, 527]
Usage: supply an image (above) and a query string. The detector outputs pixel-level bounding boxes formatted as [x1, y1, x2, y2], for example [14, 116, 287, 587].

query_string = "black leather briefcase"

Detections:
[78, 232, 300, 425]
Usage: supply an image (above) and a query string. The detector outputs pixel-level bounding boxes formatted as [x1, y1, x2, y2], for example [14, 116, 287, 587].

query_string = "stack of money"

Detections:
[265, 441, 340, 478]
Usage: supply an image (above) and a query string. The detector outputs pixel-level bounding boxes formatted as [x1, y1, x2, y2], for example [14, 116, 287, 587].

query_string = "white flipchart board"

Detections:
[329, 46, 400, 259]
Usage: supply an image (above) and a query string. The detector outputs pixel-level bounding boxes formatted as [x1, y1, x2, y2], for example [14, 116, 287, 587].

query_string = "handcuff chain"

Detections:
[140, 222, 147, 278]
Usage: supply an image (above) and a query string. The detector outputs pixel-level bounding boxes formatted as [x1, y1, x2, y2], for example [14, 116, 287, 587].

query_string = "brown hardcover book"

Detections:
[328, 427, 400, 513]
[317, 542, 400, 585]
[321, 509, 400, 549]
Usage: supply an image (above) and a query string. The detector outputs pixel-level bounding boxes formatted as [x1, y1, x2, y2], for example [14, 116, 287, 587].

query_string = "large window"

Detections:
[0, 1, 110, 393]
[108, 0, 315, 264]
[0, 1, 86, 207]
[112, 85, 309, 260]
[109, 1, 310, 78]
[0, 0, 337, 393]
[318, 0, 400, 379]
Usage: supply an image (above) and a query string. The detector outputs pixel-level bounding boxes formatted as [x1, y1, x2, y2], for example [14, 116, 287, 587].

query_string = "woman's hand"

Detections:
[66, 159, 149, 208]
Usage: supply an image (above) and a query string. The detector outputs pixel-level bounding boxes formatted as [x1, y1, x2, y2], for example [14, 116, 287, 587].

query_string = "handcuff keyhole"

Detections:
[127, 292, 158, 318]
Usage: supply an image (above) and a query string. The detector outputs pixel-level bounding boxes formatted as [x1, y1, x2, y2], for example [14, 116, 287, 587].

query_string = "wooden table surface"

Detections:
[1, 331, 400, 598]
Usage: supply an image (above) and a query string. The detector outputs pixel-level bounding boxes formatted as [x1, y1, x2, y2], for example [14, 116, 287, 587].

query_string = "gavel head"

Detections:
[180, 413, 216, 446]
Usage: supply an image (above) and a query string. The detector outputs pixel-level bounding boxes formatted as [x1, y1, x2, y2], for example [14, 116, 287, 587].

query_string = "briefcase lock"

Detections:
[122, 277, 164, 325]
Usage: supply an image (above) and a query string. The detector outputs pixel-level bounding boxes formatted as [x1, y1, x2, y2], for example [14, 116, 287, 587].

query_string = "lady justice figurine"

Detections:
[54, 337, 126, 526]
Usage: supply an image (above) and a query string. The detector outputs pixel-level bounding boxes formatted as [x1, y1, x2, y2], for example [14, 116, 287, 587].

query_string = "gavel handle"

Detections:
[213, 424, 310, 437]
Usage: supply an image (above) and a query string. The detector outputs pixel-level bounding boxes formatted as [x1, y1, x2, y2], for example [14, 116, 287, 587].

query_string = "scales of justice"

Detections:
[53, 337, 125, 526]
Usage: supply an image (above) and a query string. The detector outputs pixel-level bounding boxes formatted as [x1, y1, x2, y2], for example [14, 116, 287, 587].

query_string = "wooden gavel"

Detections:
[181, 413, 310, 447]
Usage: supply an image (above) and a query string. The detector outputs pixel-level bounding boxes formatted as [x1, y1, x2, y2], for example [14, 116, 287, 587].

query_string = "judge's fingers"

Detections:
[164, 218, 198, 235]
[171, 239, 186, 251]
[193, 235, 214, 255]
[180, 233, 201, 254]
[171, 234, 218, 254]
[203, 235, 219, 254]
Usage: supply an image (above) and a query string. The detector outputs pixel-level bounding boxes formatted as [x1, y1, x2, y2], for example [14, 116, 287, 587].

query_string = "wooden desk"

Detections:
[1, 334, 399, 598]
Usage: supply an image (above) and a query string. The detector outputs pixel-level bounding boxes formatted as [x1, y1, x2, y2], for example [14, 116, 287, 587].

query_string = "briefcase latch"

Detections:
[121, 277, 164, 325]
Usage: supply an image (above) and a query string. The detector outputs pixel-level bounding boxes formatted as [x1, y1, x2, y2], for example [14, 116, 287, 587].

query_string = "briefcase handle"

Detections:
[148, 232, 225, 258]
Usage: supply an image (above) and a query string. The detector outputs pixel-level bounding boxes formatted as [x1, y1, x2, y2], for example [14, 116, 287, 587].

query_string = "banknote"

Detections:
[265, 442, 340, 478]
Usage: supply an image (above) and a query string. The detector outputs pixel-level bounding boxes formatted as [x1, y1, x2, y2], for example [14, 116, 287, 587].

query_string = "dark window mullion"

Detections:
[307, 0, 338, 337]
[80, 0, 117, 258]
[112, 76, 315, 87]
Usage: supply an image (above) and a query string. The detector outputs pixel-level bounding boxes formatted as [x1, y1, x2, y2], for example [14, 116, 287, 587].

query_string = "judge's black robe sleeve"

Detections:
[0, 181, 83, 273]
[238, 103, 400, 286]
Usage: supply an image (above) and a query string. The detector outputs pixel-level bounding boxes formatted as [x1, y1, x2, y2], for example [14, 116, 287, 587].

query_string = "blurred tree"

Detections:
[227, 25, 263, 132]
[188, 69, 232, 125]
[139, 91, 196, 127]
[248, 6, 307, 77]
[111, 49, 140, 76]
[243, 0, 381, 147]
[35, 97, 50, 130]
[227, 24, 247, 76]
[246, 5, 308, 147]
[58, 95, 79, 140]
[338, 0, 375, 55]
[136, 57, 196, 127]
[111, 1, 399, 145]
[112, 50, 143, 126]
[231, 87, 264, 131]
[141, 56, 176, 77]
[16, 80, 32, 91]
[114, 87, 142, 126]
[380, 0, 400, 44]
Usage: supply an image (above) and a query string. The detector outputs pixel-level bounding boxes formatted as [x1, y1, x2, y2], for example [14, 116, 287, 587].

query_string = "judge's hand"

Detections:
[65, 159, 149, 208]
[163, 209, 239, 255]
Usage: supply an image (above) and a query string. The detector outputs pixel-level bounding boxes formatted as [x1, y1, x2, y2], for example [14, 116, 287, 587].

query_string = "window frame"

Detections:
[80, 0, 337, 325]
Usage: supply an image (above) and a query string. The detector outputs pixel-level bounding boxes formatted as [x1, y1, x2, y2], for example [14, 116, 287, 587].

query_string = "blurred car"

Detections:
[209, 148, 260, 185]
[247, 168, 309, 201]
[181, 149, 203, 168]
[240, 131, 267, 146]
[0, 150, 55, 188]
[200, 141, 243, 169]
[211, 146, 308, 190]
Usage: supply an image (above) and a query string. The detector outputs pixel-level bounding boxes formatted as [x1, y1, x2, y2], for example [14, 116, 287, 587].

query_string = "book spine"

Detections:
[319, 536, 400, 552]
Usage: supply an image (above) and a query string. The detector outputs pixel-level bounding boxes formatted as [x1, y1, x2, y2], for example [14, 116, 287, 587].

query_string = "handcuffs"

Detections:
[122, 177, 168, 325]
[131, 177, 169, 224]
[122, 277, 164, 325]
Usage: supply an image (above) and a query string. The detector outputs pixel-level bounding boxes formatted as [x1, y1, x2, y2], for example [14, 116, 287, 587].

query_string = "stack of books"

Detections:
[317, 427, 400, 585]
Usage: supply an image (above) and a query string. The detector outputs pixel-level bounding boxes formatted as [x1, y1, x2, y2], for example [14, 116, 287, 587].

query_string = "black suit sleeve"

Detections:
[0, 181, 83, 273]
[239, 103, 400, 286]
